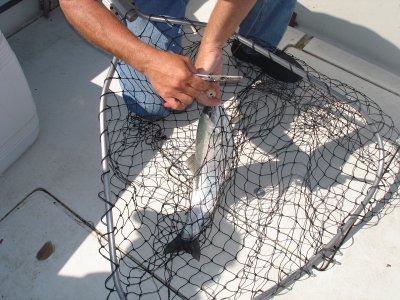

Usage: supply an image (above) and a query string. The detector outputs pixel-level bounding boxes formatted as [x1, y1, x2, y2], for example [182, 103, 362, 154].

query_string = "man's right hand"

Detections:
[142, 49, 221, 110]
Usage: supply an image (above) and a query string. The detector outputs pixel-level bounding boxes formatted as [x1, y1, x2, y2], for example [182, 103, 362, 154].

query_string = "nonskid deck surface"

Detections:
[0, 3, 399, 300]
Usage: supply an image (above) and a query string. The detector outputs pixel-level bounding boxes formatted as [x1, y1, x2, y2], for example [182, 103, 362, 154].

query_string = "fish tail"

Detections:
[164, 235, 201, 261]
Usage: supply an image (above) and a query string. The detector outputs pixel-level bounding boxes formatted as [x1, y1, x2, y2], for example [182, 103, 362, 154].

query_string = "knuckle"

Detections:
[176, 66, 191, 80]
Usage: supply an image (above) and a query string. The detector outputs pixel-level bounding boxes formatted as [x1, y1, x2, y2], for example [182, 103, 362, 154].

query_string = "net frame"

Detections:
[98, 4, 399, 300]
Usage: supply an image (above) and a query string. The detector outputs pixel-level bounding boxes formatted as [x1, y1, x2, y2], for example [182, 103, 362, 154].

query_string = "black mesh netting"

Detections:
[98, 15, 400, 300]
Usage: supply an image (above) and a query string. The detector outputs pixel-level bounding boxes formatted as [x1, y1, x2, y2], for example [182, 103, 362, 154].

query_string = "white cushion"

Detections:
[0, 30, 39, 174]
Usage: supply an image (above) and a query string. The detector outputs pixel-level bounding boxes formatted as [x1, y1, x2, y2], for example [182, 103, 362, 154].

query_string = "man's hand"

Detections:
[195, 46, 223, 106]
[143, 49, 221, 110]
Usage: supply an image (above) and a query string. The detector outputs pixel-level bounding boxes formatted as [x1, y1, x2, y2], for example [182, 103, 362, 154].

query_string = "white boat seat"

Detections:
[0, 30, 39, 174]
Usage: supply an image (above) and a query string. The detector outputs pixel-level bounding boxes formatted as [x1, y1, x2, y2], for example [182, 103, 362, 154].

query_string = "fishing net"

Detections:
[98, 11, 400, 300]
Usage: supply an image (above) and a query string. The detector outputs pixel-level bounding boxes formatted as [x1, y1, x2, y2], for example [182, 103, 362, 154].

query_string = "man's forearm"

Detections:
[201, 0, 257, 49]
[60, 0, 155, 73]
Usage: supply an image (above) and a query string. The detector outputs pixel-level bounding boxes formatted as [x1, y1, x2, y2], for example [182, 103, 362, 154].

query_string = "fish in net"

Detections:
[98, 11, 400, 300]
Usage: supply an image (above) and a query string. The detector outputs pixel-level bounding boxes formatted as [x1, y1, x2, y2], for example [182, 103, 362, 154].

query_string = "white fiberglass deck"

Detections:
[0, 2, 399, 300]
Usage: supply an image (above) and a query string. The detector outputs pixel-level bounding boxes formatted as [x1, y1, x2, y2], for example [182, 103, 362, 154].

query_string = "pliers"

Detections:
[195, 73, 243, 83]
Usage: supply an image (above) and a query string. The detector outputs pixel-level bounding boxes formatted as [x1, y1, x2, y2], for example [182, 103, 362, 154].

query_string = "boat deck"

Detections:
[0, 2, 399, 299]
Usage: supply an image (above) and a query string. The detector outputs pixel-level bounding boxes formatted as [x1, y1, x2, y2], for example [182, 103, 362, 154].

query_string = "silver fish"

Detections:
[164, 105, 233, 260]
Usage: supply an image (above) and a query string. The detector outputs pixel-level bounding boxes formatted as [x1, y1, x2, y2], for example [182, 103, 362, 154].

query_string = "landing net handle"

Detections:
[99, 56, 126, 300]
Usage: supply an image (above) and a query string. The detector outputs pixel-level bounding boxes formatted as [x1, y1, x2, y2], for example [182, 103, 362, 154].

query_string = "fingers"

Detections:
[162, 87, 220, 110]
[193, 47, 224, 107]
[165, 76, 222, 109]
[164, 98, 186, 110]
[144, 51, 222, 110]
[162, 74, 220, 110]
[196, 81, 222, 107]
[172, 57, 223, 108]
[159, 81, 203, 110]
[187, 73, 209, 92]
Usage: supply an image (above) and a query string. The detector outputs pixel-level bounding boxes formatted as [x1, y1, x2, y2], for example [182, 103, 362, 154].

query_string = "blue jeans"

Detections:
[118, 0, 297, 120]
[239, 0, 297, 48]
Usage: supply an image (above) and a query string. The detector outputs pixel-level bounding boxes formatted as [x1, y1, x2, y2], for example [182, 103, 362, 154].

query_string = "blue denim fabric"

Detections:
[119, 0, 296, 119]
[239, 0, 297, 48]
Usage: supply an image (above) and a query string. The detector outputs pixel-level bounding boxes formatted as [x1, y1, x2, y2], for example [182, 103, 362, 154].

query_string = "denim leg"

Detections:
[117, 0, 187, 120]
[239, 0, 297, 48]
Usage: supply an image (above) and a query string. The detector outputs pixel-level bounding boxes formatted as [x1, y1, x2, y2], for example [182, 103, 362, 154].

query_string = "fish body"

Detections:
[164, 105, 232, 260]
